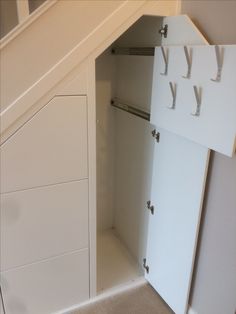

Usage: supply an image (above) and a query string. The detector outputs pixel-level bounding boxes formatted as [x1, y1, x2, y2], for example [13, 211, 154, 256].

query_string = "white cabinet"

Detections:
[0, 95, 88, 193]
[95, 14, 236, 314]
[0, 95, 90, 314]
[1, 250, 89, 314]
[1, 13, 235, 314]
[1, 180, 88, 271]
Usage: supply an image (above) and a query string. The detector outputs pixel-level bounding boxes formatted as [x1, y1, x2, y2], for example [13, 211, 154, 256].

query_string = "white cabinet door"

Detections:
[145, 15, 210, 314]
[145, 128, 209, 314]
[151, 45, 236, 157]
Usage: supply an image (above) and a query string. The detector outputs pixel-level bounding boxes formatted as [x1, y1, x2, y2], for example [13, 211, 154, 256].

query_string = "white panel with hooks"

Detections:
[151, 45, 236, 157]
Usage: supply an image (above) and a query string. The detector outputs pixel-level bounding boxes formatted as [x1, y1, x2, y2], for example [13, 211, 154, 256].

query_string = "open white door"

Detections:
[145, 16, 210, 314]
[145, 128, 209, 314]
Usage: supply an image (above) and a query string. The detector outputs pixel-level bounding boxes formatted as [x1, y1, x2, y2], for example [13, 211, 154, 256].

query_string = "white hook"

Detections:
[211, 45, 224, 82]
[191, 86, 202, 117]
[160, 46, 168, 76]
[182, 46, 192, 79]
[167, 82, 177, 109]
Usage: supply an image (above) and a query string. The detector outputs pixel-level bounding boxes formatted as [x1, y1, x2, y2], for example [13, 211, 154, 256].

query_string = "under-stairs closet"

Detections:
[1, 8, 235, 314]
[96, 16, 162, 293]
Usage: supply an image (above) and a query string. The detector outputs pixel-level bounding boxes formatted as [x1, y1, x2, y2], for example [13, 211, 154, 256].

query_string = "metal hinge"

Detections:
[152, 129, 160, 142]
[143, 258, 149, 274]
[159, 24, 168, 38]
[147, 200, 154, 215]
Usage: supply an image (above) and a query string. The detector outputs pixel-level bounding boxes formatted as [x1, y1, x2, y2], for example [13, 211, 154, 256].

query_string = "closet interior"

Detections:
[96, 16, 163, 293]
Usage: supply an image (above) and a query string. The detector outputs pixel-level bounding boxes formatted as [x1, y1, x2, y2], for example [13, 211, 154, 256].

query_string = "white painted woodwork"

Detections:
[86, 59, 97, 297]
[146, 14, 211, 314]
[16, 0, 29, 23]
[97, 229, 141, 293]
[0, 1, 57, 48]
[0, 180, 88, 271]
[145, 128, 209, 314]
[57, 66, 87, 95]
[114, 110, 154, 266]
[0, 96, 88, 193]
[0, 0, 134, 112]
[114, 15, 163, 48]
[115, 55, 154, 111]
[96, 50, 116, 231]
[1, 250, 89, 314]
[151, 45, 236, 156]
[162, 15, 208, 46]
[0, 1, 177, 141]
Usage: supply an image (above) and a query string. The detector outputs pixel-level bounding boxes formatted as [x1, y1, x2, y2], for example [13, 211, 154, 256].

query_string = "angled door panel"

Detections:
[145, 128, 209, 314]
[146, 15, 210, 314]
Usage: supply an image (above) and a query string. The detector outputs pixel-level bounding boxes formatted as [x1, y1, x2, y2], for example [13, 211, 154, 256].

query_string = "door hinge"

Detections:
[147, 200, 154, 215]
[159, 24, 168, 38]
[143, 258, 149, 274]
[152, 129, 160, 142]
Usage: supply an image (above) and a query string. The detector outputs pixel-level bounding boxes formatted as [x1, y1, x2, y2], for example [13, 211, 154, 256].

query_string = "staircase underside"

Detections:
[0, 0, 178, 144]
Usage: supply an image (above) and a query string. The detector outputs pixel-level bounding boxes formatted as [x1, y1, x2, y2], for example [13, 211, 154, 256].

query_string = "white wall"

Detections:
[181, 2, 236, 314]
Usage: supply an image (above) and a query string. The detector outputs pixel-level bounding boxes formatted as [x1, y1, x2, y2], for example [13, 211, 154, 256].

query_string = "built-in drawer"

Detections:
[0, 95, 88, 193]
[0, 249, 89, 314]
[1, 180, 88, 271]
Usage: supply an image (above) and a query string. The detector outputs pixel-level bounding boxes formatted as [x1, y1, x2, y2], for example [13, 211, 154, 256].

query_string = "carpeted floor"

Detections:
[73, 283, 174, 314]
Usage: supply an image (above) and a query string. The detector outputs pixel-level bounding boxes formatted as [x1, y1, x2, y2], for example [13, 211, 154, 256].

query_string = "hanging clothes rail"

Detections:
[111, 98, 150, 121]
[111, 47, 155, 56]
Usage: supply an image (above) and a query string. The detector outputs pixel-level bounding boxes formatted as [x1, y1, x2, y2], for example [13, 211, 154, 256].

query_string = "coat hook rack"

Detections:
[160, 46, 168, 76]
[168, 82, 177, 109]
[211, 45, 224, 82]
[191, 85, 202, 117]
[182, 46, 192, 79]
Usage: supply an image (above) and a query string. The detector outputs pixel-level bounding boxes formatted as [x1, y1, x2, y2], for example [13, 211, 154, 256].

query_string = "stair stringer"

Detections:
[0, 0, 178, 144]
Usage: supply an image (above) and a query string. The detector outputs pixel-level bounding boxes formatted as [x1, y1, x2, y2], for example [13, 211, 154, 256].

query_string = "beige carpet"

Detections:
[73, 284, 174, 314]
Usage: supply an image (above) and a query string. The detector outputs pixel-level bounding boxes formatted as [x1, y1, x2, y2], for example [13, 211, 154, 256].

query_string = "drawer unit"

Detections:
[1, 250, 89, 314]
[1, 180, 89, 271]
[0, 95, 88, 193]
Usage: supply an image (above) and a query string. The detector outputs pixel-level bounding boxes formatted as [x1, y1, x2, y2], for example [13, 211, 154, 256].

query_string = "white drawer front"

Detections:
[1, 180, 88, 271]
[151, 45, 236, 156]
[1, 96, 88, 193]
[1, 250, 89, 314]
